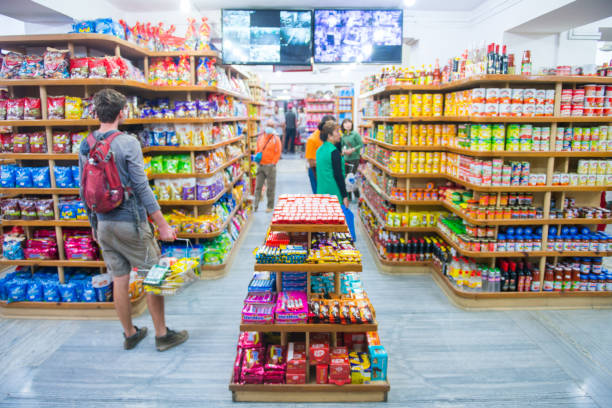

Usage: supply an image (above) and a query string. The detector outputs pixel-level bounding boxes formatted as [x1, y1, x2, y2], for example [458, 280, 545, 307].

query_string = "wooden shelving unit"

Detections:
[229, 202, 390, 402]
[0, 33, 254, 318]
[358, 74, 612, 308]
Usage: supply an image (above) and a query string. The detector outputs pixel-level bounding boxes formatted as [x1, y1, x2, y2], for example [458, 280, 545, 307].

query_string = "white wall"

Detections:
[0, 15, 25, 36]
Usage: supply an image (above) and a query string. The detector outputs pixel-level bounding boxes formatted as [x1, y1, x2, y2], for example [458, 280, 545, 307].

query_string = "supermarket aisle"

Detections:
[1, 157, 612, 408]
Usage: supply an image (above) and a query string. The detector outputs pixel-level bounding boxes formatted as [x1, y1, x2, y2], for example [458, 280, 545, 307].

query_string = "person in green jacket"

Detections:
[340, 118, 363, 200]
[316, 121, 349, 208]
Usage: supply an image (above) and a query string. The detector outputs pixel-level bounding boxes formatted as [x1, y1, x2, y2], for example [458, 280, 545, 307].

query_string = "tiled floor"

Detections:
[1, 156, 611, 408]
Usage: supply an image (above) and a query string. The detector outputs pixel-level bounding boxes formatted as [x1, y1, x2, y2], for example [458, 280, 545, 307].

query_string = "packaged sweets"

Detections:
[12, 133, 29, 153]
[31, 166, 51, 188]
[70, 58, 89, 78]
[47, 96, 66, 119]
[43, 48, 70, 79]
[1, 133, 13, 152]
[36, 199, 54, 220]
[15, 167, 33, 187]
[29, 132, 47, 153]
[0, 99, 7, 120]
[88, 57, 107, 78]
[54, 166, 75, 188]
[81, 97, 95, 119]
[18, 55, 44, 79]
[64, 96, 83, 120]
[19, 198, 37, 220]
[103, 56, 127, 79]
[6, 98, 25, 120]
[177, 56, 191, 86]
[0, 52, 24, 79]
[53, 132, 71, 153]
[1, 165, 16, 187]
[71, 132, 87, 153]
[23, 97, 41, 120]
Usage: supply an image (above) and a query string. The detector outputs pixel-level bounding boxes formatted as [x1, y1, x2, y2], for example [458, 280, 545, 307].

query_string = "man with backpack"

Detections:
[79, 88, 188, 351]
[254, 121, 282, 212]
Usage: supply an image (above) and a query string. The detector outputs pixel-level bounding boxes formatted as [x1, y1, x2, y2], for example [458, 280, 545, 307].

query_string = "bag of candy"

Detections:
[59, 282, 79, 302]
[0, 52, 24, 79]
[47, 96, 65, 119]
[53, 132, 70, 153]
[1, 164, 16, 187]
[12, 133, 29, 153]
[71, 132, 87, 153]
[151, 126, 166, 146]
[64, 96, 83, 119]
[59, 201, 76, 219]
[18, 54, 44, 79]
[42, 281, 60, 302]
[1, 198, 20, 219]
[19, 198, 37, 220]
[36, 199, 54, 220]
[7, 279, 28, 303]
[88, 57, 107, 78]
[0, 99, 7, 120]
[151, 155, 164, 174]
[177, 155, 192, 174]
[70, 58, 89, 78]
[26, 280, 43, 301]
[31, 166, 51, 188]
[182, 178, 196, 200]
[94, 18, 114, 35]
[177, 56, 190, 86]
[43, 48, 70, 79]
[15, 167, 33, 187]
[104, 56, 127, 79]
[0, 133, 12, 152]
[81, 282, 97, 302]
[29, 132, 47, 153]
[23, 97, 41, 120]
[71, 165, 80, 186]
[54, 166, 75, 188]
[6, 98, 24, 120]
[72, 20, 95, 33]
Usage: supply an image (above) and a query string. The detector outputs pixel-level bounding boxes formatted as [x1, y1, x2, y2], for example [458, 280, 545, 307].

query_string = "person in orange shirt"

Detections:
[254, 124, 282, 212]
[305, 114, 335, 193]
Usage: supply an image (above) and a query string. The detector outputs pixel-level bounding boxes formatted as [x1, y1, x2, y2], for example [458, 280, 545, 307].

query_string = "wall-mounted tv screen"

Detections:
[314, 9, 403, 63]
[222, 9, 313, 65]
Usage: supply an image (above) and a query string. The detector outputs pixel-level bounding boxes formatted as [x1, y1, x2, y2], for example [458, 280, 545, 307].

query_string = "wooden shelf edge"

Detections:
[229, 382, 390, 393]
[238, 323, 378, 332]
[253, 263, 363, 272]
[269, 224, 349, 232]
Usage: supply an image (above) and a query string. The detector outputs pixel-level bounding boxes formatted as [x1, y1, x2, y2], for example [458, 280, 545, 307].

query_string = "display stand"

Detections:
[229, 215, 390, 403]
[358, 74, 612, 309]
[0, 33, 254, 317]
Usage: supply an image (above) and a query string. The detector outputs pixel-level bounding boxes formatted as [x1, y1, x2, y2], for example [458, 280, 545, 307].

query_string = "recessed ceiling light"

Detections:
[403, 0, 416, 7]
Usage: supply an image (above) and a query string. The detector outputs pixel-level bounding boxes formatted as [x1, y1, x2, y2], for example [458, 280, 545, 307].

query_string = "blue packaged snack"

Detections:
[54, 166, 74, 188]
[152, 126, 166, 146]
[72, 20, 95, 33]
[3, 238, 24, 260]
[95, 285, 112, 302]
[7, 279, 28, 303]
[94, 18, 114, 35]
[31, 166, 51, 188]
[81, 282, 97, 302]
[26, 280, 43, 301]
[1, 164, 16, 187]
[71, 166, 80, 186]
[75, 201, 87, 220]
[112, 20, 126, 40]
[15, 167, 33, 188]
[59, 202, 77, 219]
[59, 282, 78, 302]
[43, 281, 60, 302]
[0, 277, 8, 300]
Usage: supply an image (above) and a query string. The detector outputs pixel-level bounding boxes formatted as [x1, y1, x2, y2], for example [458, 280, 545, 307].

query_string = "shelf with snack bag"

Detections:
[229, 195, 390, 402]
[147, 153, 246, 180]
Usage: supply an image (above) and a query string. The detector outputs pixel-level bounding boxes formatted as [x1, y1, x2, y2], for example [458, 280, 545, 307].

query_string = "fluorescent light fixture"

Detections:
[403, 0, 416, 7]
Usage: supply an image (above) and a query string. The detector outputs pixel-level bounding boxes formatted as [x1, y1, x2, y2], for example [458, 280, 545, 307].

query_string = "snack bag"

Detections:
[0, 52, 24, 79]
[0, 165, 16, 187]
[88, 57, 107, 78]
[19, 198, 37, 220]
[15, 167, 33, 187]
[47, 96, 66, 119]
[64, 96, 83, 120]
[23, 97, 41, 120]
[6, 98, 25, 120]
[70, 58, 89, 78]
[177, 56, 190, 86]
[1, 132, 13, 152]
[29, 132, 47, 153]
[54, 166, 75, 188]
[151, 155, 164, 174]
[12, 133, 29, 153]
[1, 198, 21, 219]
[36, 199, 54, 220]
[177, 155, 192, 174]
[43, 281, 60, 302]
[0, 99, 7, 120]
[59, 202, 77, 219]
[71, 165, 80, 185]
[81, 97, 95, 119]
[104, 56, 127, 79]
[72, 20, 94, 33]
[18, 54, 44, 79]
[31, 166, 51, 188]
[53, 132, 71, 153]
[71, 132, 87, 153]
[43, 48, 70, 79]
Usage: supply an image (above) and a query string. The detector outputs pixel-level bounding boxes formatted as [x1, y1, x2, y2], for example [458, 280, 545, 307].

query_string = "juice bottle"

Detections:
[433, 59, 441, 86]
[521, 50, 532, 76]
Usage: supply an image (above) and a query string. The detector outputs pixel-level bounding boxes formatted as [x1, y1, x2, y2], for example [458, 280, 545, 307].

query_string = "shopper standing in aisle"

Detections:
[297, 106, 307, 145]
[254, 121, 282, 212]
[272, 104, 285, 150]
[305, 114, 335, 194]
[284, 104, 297, 154]
[340, 118, 363, 201]
[79, 89, 188, 352]
[316, 121, 349, 208]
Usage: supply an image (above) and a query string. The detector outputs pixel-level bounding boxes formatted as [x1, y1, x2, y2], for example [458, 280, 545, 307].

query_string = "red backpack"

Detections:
[82, 131, 130, 213]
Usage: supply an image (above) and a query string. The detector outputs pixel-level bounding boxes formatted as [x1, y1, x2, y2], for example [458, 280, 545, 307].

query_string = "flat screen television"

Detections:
[222, 9, 313, 65]
[314, 9, 403, 63]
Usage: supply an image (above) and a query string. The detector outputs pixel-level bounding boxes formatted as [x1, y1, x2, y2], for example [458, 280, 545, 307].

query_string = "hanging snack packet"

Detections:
[12, 133, 29, 153]
[1, 52, 24, 79]
[23, 97, 41, 120]
[88, 57, 107, 78]
[29, 132, 47, 153]
[47, 96, 65, 119]
[19, 54, 44, 79]
[43, 48, 70, 79]
[70, 58, 89, 78]
[15, 167, 33, 188]
[64, 96, 83, 119]
[6, 98, 25, 120]
[53, 132, 70, 153]
[31, 166, 51, 188]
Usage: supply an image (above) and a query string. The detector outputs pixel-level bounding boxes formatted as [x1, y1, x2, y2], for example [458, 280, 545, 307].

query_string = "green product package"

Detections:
[151, 156, 164, 174]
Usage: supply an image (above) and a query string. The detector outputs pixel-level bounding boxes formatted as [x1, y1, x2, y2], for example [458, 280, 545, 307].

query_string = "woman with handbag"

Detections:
[254, 124, 282, 212]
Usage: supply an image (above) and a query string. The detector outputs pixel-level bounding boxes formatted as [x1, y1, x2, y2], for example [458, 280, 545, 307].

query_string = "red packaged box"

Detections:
[310, 333, 331, 344]
[366, 331, 381, 346]
[329, 356, 350, 385]
[343, 333, 366, 351]
[286, 372, 306, 384]
[316, 364, 328, 384]
[310, 343, 330, 365]
[331, 346, 349, 358]
[287, 343, 307, 374]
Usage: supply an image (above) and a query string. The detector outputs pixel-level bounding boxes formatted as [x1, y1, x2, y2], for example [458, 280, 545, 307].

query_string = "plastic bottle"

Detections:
[501, 45, 508, 74]
[521, 50, 532, 76]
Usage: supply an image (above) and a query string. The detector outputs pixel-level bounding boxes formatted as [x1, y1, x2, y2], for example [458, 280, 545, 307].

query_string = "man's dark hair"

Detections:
[320, 121, 338, 142]
[94, 88, 127, 123]
[317, 114, 335, 131]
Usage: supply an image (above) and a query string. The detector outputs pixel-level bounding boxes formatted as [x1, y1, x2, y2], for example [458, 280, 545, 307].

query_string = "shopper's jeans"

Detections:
[308, 166, 317, 194]
[254, 164, 276, 210]
[284, 128, 296, 153]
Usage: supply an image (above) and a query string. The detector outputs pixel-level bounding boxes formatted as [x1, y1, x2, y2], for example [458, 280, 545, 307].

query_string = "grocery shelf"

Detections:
[364, 137, 612, 158]
[157, 171, 244, 207]
[1, 220, 90, 227]
[0, 188, 80, 195]
[148, 153, 245, 179]
[176, 201, 243, 239]
[142, 135, 244, 153]
[0, 153, 79, 160]
[0, 259, 105, 267]
[253, 263, 363, 272]
[306, 109, 335, 113]
[363, 115, 612, 124]
[361, 188, 436, 232]
[269, 224, 349, 233]
[239, 322, 378, 333]
[0, 116, 249, 128]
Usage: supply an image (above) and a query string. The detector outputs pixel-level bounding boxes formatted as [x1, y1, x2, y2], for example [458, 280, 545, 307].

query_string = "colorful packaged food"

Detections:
[0, 52, 24, 79]
[70, 58, 89, 78]
[53, 132, 71, 153]
[29, 132, 47, 153]
[103, 56, 127, 79]
[18, 54, 44, 79]
[12, 133, 29, 153]
[23, 97, 41, 120]
[47, 96, 66, 119]
[43, 48, 70, 79]
[6, 98, 25, 120]
[0, 99, 7, 120]
[88, 57, 107, 78]
[64, 96, 83, 120]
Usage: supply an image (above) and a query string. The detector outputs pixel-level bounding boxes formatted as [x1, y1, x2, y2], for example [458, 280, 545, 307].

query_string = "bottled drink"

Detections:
[521, 50, 532, 76]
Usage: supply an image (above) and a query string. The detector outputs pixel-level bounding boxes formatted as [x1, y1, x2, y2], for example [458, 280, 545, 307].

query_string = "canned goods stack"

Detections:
[385, 210, 447, 228]
[543, 259, 612, 292]
[555, 125, 611, 152]
[445, 88, 555, 117]
[560, 85, 612, 117]
[446, 154, 547, 187]
[409, 151, 445, 174]
[410, 123, 453, 147]
[389, 94, 409, 117]
[404, 93, 444, 117]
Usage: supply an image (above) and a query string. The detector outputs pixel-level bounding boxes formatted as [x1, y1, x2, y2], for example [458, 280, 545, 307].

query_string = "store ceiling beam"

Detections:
[507, 0, 612, 34]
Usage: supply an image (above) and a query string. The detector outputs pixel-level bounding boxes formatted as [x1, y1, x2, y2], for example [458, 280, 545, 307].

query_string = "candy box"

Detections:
[366, 331, 381, 346]
[310, 342, 330, 365]
[316, 364, 328, 384]
[343, 333, 366, 351]
[350, 351, 372, 384]
[368, 345, 388, 382]
[285, 372, 306, 384]
[286, 350, 306, 374]
[328, 355, 350, 385]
